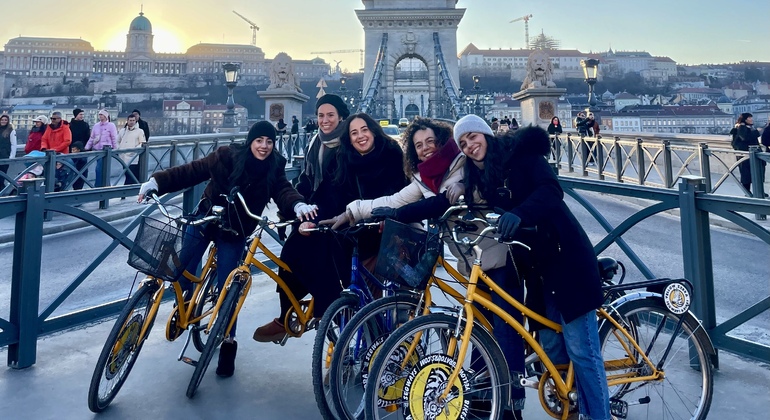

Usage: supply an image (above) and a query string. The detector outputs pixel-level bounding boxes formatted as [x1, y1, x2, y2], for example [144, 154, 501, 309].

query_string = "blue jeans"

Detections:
[178, 225, 245, 338]
[539, 293, 611, 420]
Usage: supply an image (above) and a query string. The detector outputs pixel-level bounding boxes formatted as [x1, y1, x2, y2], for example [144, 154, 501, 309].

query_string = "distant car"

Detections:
[398, 118, 409, 127]
[382, 125, 401, 140]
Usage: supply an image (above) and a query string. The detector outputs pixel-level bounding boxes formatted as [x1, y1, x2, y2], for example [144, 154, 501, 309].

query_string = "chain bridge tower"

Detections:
[356, 0, 465, 120]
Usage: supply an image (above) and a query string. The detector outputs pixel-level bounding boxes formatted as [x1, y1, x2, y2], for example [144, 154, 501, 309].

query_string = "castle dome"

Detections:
[129, 12, 152, 32]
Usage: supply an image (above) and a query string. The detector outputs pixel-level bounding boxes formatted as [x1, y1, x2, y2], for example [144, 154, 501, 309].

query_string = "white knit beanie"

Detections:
[453, 114, 494, 144]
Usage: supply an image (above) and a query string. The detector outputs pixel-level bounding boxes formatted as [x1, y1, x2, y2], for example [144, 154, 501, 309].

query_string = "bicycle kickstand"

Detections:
[178, 329, 198, 366]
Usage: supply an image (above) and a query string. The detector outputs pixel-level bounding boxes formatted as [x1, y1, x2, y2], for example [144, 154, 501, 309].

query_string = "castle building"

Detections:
[0, 11, 329, 84]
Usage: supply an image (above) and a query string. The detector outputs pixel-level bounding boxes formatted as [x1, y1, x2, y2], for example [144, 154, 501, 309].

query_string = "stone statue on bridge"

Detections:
[520, 50, 557, 90]
[268, 52, 302, 93]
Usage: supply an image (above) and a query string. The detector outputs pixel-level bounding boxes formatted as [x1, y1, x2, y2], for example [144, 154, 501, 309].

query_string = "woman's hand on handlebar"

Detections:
[319, 211, 352, 230]
[298, 221, 317, 236]
[137, 177, 159, 203]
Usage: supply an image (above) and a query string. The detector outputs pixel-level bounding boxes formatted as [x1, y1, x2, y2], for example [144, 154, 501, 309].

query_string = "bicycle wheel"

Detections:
[599, 298, 713, 420]
[191, 267, 218, 353]
[312, 294, 359, 420]
[330, 294, 421, 420]
[363, 313, 509, 420]
[88, 281, 161, 413]
[186, 278, 243, 399]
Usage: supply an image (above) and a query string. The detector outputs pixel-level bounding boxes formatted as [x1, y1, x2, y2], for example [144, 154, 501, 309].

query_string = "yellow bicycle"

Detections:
[363, 211, 715, 420]
[88, 194, 222, 413]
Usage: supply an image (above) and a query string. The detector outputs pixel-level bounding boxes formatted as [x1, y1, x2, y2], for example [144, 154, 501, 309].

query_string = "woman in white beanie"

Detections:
[25, 116, 48, 154]
[455, 114, 612, 420]
[85, 109, 118, 187]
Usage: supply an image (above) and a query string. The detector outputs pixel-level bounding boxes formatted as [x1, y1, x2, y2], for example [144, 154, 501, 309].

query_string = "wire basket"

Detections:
[374, 220, 442, 289]
[127, 216, 202, 282]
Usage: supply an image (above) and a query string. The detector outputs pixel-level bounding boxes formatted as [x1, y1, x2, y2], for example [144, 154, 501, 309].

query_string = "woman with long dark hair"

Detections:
[453, 114, 611, 420]
[730, 112, 762, 195]
[0, 114, 18, 185]
[253, 112, 407, 341]
[137, 121, 315, 377]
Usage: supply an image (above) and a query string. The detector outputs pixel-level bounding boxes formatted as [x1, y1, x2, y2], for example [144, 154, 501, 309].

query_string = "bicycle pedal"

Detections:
[610, 398, 628, 419]
[180, 356, 198, 367]
[272, 334, 290, 346]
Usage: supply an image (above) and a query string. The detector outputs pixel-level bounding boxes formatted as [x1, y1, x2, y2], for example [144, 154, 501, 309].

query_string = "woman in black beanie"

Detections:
[137, 121, 316, 378]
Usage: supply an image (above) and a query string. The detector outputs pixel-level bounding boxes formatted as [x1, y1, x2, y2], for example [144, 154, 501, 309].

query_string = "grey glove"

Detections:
[294, 202, 318, 221]
[137, 177, 159, 202]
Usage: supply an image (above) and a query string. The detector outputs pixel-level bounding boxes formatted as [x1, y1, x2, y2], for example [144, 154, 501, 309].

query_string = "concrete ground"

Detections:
[1, 274, 769, 419]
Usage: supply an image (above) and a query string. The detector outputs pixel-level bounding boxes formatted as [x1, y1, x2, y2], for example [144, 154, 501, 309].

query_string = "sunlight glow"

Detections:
[104, 27, 184, 53]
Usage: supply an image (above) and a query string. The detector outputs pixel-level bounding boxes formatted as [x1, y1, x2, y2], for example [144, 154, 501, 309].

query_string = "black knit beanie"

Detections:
[315, 94, 350, 119]
[247, 120, 277, 143]
[73, 108, 84, 117]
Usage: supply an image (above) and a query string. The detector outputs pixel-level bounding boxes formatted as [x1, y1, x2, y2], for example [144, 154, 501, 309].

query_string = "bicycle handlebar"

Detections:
[232, 191, 298, 229]
[301, 220, 380, 234]
[144, 191, 222, 227]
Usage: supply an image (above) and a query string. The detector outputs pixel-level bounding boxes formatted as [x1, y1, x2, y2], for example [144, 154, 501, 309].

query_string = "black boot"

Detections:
[503, 409, 523, 420]
[216, 340, 237, 377]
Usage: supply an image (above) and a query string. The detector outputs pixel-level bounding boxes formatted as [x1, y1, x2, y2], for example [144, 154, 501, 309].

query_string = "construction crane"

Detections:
[310, 49, 364, 71]
[232, 10, 259, 46]
[509, 14, 533, 48]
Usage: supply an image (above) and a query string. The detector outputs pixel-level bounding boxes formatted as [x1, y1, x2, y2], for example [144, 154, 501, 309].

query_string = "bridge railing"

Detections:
[552, 133, 769, 213]
[0, 132, 767, 370]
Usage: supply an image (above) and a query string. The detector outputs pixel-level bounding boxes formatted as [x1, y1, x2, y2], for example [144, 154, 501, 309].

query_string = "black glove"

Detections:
[497, 212, 521, 241]
[371, 207, 398, 221]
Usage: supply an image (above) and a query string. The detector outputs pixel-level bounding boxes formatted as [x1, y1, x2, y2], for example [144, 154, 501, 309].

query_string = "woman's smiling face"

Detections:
[347, 117, 375, 154]
[412, 128, 438, 162]
[458, 132, 487, 162]
[250, 136, 274, 160]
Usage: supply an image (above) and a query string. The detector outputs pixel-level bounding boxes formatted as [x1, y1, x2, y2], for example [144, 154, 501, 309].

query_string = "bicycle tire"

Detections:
[191, 267, 218, 353]
[312, 294, 359, 420]
[599, 298, 713, 420]
[186, 279, 243, 399]
[363, 313, 509, 420]
[87, 281, 160, 413]
[330, 294, 421, 420]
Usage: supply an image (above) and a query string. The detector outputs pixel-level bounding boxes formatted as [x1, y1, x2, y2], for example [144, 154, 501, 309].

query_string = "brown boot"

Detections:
[252, 318, 287, 342]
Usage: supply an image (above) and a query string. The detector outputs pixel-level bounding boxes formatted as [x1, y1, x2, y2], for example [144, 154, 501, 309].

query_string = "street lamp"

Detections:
[222, 62, 240, 131]
[580, 59, 600, 108]
[472, 75, 482, 117]
[339, 76, 347, 93]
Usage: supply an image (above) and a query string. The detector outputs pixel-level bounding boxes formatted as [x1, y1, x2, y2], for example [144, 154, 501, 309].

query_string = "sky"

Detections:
[0, 0, 767, 69]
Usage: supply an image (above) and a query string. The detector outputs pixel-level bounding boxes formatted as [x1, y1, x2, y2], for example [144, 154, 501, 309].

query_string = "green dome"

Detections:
[129, 13, 152, 32]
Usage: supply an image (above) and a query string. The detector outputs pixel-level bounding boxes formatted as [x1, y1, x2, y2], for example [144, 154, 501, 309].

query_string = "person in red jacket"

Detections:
[41, 112, 71, 154]
[25, 115, 48, 154]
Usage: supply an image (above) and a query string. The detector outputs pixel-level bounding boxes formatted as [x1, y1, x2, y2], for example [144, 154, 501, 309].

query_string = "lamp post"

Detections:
[580, 58, 600, 109]
[222, 62, 240, 132]
[472, 75, 482, 117]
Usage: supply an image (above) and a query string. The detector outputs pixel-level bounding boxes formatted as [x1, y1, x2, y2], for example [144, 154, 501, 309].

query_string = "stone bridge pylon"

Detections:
[356, 0, 465, 120]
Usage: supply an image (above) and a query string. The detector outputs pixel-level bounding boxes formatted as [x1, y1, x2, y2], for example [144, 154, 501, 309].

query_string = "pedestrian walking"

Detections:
[128, 109, 150, 140]
[85, 109, 118, 187]
[25, 115, 48, 154]
[41, 112, 72, 154]
[730, 112, 762, 196]
[118, 114, 147, 186]
[0, 114, 18, 185]
[69, 108, 90, 151]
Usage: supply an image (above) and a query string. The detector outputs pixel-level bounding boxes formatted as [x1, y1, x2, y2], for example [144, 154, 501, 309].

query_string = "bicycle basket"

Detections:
[374, 220, 442, 289]
[127, 216, 202, 282]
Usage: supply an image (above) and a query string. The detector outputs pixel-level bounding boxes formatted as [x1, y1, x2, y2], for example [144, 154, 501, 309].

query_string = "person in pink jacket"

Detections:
[86, 109, 118, 187]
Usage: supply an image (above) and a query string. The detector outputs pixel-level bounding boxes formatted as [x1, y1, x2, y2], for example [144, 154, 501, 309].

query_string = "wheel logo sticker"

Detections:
[663, 283, 690, 315]
[362, 335, 424, 407]
[402, 354, 470, 420]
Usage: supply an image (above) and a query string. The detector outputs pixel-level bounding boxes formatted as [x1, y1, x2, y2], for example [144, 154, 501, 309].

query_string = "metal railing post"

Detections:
[169, 141, 178, 168]
[566, 133, 574, 173]
[636, 138, 645, 185]
[678, 175, 718, 366]
[749, 146, 767, 220]
[43, 150, 56, 221]
[662, 140, 673, 188]
[193, 140, 202, 161]
[8, 179, 45, 369]
[614, 137, 623, 183]
[698, 143, 712, 192]
[554, 135, 562, 169]
[138, 143, 149, 183]
[596, 135, 605, 180]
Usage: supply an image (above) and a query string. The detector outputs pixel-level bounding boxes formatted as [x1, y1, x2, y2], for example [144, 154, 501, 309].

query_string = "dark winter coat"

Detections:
[26, 125, 46, 154]
[546, 123, 563, 135]
[483, 127, 603, 323]
[69, 119, 91, 146]
[575, 116, 590, 136]
[730, 124, 760, 151]
[153, 145, 303, 238]
[762, 124, 770, 149]
[295, 134, 340, 213]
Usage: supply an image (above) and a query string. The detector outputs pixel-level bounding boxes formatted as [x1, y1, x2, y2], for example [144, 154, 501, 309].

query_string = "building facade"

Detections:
[602, 105, 732, 134]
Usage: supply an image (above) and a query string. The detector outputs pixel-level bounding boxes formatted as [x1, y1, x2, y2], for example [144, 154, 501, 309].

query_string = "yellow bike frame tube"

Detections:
[597, 308, 663, 387]
[137, 279, 165, 342]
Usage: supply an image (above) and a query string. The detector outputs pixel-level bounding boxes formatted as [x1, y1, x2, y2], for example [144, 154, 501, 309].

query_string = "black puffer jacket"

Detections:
[488, 127, 603, 323]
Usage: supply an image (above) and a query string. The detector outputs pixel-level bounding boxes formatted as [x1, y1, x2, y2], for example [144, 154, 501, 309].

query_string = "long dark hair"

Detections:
[335, 113, 393, 184]
[227, 138, 277, 188]
[402, 117, 454, 178]
[737, 113, 753, 125]
[463, 132, 512, 207]
[0, 115, 13, 138]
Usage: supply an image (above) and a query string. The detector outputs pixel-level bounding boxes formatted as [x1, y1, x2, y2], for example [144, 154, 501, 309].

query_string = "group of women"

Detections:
[137, 93, 613, 420]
